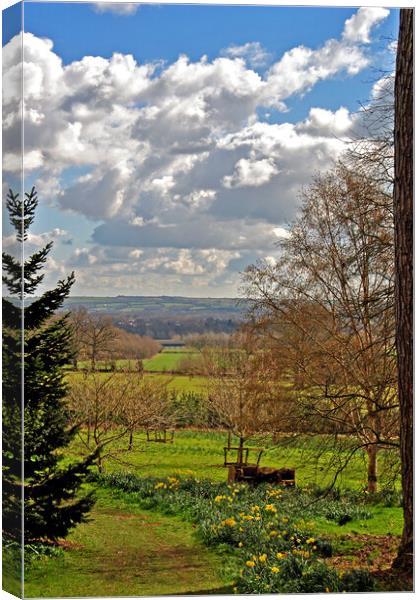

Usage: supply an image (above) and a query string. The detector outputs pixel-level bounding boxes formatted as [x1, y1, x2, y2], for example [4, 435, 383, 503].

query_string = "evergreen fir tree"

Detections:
[2, 187, 95, 543]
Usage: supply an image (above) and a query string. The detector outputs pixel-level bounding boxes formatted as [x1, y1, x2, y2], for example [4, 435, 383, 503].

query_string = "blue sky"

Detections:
[2, 2, 398, 297]
[22, 3, 397, 117]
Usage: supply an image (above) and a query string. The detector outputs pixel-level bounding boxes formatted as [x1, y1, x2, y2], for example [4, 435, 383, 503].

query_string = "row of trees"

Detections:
[68, 372, 175, 471]
[68, 308, 160, 370]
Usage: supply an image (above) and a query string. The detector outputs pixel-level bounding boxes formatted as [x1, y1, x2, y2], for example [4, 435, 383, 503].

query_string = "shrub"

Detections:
[339, 568, 375, 592]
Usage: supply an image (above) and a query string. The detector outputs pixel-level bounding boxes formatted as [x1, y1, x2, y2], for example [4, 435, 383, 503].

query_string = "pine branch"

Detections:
[24, 272, 75, 329]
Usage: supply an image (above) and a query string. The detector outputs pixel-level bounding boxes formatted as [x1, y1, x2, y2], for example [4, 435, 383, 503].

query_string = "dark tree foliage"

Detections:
[2, 187, 95, 543]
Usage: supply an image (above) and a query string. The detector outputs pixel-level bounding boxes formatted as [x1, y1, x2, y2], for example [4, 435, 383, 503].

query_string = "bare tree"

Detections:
[68, 371, 174, 470]
[392, 7, 413, 574]
[68, 372, 134, 472]
[203, 330, 287, 464]
[121, 377, 174, 450]
[244, 165, 398, 492]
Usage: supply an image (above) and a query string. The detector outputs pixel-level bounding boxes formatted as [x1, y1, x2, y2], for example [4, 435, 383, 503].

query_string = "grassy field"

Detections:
[143, 349, 200, 372]
[23, 359, 406, 597]
[24, 487, 231, 598]
[69, 429, 400, 492]
[67, 370, 208, 394]
[75, 348, 201, 373]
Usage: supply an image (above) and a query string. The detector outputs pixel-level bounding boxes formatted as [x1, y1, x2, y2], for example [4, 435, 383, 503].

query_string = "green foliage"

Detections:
[2, 187, 95, 544]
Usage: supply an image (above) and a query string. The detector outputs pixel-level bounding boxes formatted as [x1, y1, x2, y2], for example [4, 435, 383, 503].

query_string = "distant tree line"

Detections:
[116, 315, 240, 339]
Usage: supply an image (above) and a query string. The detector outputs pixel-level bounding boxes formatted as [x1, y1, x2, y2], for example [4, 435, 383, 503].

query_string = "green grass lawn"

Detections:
[298, 505, 403, 538]
[24, 427, 404, 597]
[24, 488, 231, 598]
[69, 429, 399, 493]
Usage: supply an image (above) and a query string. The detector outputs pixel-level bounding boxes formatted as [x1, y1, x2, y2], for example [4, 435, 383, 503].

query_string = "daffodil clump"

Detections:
[98, 472, 376, 594]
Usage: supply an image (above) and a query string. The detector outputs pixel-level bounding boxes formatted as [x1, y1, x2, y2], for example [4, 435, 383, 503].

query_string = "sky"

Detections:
[2, 2, 398, 297]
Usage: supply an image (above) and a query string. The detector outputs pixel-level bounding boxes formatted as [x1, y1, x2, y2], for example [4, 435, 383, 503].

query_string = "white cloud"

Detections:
[222, 42, 271, 68]
[223, 157, 279, 188]
[297, 107, 355, 137]
[343, 7, 390, 44]
[93, 3, 139, 16]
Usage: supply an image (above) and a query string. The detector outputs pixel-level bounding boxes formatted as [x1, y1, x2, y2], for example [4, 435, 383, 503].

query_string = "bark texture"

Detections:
[392, 8, 413, 575]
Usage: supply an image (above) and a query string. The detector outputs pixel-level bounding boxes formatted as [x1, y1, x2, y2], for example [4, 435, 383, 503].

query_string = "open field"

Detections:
[21, 428, 405, 596]
[74, 347, 201, 373]
[22, 467, 404, 597]
[143, 349, 200, 372]
[32, 364, 404, 596]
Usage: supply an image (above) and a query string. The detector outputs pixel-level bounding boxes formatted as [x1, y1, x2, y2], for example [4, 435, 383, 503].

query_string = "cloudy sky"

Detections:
[2, 2, 397, 297]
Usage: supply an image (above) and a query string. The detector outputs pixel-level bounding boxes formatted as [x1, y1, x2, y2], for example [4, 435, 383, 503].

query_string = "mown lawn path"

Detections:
[25, 491, 231, 597]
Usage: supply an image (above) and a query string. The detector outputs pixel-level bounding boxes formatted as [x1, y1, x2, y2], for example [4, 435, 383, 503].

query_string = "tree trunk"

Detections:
[392, 8, 413, 575]
[366, 444, 378, 493]
[128, 430, 134, 451]
[238, 436, 245, 466]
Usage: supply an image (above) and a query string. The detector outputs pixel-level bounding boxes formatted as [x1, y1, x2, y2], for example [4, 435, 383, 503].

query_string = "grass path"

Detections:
[25, 489, 231, 598]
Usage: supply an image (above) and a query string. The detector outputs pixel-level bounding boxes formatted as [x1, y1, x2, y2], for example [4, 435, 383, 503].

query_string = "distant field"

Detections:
[143, 348, 200, 372]
[74, 348, 200, 373]
[67, 370, 208, 395]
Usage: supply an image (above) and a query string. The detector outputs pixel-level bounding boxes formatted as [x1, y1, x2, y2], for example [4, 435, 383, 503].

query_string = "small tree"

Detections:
[68, 372, 134, 471]
[203, 331, 286, 464]
[2, 187, 95, 543]
[70, 310, 117, 371]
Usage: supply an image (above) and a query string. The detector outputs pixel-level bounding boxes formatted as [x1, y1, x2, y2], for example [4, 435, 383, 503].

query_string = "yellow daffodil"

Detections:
[271, 566, 280, 574]
[258, 553, 267, 562]
[276, 552, 286, 559]
[246, 560, 256, 568]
